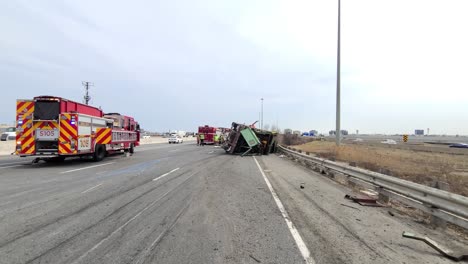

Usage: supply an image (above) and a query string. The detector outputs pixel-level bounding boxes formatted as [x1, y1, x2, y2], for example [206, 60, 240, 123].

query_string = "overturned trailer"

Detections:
[223, 122, 278, 156]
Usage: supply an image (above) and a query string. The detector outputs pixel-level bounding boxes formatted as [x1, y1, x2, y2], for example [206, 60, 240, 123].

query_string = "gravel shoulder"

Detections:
[257, 154, 468, 264]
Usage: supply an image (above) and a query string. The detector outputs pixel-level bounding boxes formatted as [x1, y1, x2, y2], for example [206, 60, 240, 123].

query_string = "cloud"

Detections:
[0, 0, 467, 135]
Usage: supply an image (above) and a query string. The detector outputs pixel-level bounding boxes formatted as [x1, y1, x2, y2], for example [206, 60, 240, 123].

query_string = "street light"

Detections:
[260, 98, 264, 130]
[336, 0, 341, 146]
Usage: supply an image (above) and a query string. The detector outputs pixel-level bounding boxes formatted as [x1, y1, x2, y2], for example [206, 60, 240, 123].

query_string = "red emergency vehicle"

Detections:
[15, 96, 140, 161]
[198, 125, 216, 145]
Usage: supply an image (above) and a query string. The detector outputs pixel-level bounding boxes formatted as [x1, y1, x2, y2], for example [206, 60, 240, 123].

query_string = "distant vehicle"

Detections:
[170, 130, 186, 137]
[142, 135, 151, 139]
[168, 135, 183, 144]
[0, 127, 16, 141]
[198, 125, 216, 145]
[381, 139, 397, 145]
[449, 143, 468, 148]
[302, 132, 310, 136]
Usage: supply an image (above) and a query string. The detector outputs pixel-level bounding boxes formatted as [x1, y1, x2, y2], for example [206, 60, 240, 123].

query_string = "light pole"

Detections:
[336, 0, 341, 146]
[260, 98, 264, 130]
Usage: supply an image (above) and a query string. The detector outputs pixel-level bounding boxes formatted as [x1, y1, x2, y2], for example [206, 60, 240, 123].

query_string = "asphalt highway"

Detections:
[0, 143, 465, 264]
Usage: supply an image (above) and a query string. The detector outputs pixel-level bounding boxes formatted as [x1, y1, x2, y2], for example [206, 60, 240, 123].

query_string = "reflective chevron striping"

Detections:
[96, 128, 112, 144]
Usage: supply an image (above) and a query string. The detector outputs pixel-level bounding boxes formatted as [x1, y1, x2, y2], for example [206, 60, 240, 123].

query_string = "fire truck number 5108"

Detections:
[79, 138, 90, 148]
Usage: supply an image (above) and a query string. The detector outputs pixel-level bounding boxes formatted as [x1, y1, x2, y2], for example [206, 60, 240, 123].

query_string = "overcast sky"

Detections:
[1, 0, 467, 135]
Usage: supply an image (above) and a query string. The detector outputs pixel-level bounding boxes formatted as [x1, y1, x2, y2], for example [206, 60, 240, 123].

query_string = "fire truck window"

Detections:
[34, 101, 60, 120]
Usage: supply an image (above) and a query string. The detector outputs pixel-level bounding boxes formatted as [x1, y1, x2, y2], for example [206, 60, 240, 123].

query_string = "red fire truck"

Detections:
[198, 125, 216, 145]
[15, 96, 140, 162]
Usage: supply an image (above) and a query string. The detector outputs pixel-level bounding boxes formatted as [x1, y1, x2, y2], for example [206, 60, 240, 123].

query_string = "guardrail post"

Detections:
[378, 187, 390, 204]
[430, 214, 447, 229]
[333, 172, 348, 185]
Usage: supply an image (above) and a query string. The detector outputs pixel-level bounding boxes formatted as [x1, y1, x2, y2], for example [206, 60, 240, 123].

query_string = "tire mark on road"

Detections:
[136, 195, 193, 264]
[0, 165, 188, 250]
[24, 171, 197, 264]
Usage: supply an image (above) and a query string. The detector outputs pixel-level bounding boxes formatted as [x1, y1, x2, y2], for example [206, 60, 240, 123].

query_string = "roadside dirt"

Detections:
[293, 141, 468, 196]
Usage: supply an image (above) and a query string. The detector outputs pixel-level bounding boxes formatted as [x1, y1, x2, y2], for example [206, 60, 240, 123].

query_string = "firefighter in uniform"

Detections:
[199, 133, 205, 146]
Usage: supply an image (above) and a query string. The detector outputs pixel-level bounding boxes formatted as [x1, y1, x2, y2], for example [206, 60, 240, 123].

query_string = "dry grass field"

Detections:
[294, 141, 468, 196]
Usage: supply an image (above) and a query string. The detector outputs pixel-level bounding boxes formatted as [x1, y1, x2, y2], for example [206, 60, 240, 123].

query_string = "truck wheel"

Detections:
[93, 144, 106, 162]
[129, 143, 134, 154]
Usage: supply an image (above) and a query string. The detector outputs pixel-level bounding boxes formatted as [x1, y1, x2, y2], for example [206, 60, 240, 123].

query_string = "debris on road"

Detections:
[360, 189, 379, 197]
[249, 254, 261, 263]
[340, 203, 361, 211]
[300, 183, 305, 189]
[388, 211, 395, 216]
[402, 231, 468, 261]
[278, 154, 285, 158]
[223, 122, 277, 156]
[344, 194, 383, 207]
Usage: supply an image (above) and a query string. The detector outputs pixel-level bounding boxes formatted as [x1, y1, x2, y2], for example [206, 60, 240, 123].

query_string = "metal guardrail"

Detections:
[278, 145, 468, 229]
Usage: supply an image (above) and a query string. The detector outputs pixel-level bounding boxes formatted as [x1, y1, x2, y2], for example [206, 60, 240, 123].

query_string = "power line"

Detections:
[82, 81, 94, 105]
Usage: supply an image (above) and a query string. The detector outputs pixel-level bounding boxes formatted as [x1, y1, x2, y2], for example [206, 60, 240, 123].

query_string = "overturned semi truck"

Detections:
[222, 122, 277, 156]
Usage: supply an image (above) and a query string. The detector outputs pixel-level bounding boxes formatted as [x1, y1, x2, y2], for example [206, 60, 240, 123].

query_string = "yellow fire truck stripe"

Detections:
[60, 126, 71, 139]
[61, 120, 76, 136]
[95, 128, 105, 141]
[17, 102, 32, 114]
[23, 137, 34, 149]
[96, 131, 107, 143]
[25, 145, 35, 154]
[22, 122, 41, 139]
[58, 145, 65, 153]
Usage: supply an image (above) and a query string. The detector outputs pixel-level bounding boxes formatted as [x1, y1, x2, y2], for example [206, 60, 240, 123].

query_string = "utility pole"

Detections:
[335, 0, 341, 146]
[260, 98, 264, 130]
[82, 81, 94, 105]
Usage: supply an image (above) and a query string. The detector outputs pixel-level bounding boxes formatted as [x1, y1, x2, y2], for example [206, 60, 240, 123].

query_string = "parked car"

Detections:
[168, 135, 183, 144]
[0, 127, 16, 141]
[381, 139, 397, 145]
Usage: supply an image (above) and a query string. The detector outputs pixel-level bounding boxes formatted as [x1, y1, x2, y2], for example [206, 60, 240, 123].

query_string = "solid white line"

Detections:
[0, 165, 24, 169]
[81, 183, 103, 194]
[71, 188, 173, 264]
[153, 168, 180, 181]
[60, 162, 115, 174]
[253, 156, 315, 264]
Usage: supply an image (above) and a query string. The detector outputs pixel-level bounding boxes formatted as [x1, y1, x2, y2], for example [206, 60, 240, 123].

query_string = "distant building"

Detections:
[309, 130, 318, 136]
[293, 130, 301, 135]
[415, 129, 424, 136]
[284, 129, 292, 134]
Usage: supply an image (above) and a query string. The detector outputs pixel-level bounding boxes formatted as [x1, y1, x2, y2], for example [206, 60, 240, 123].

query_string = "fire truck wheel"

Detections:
[129, 143, 135, 154]
[93, 144, 106, 162]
